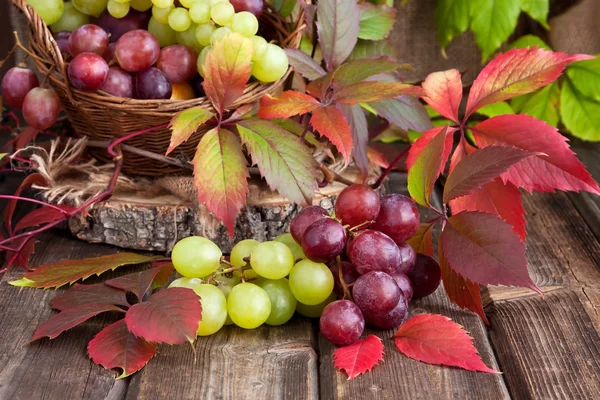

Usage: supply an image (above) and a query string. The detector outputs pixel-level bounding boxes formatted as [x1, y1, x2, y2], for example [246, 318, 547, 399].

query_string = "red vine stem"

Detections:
[371, 146, 410, 190]
[0, 195, 70, 215]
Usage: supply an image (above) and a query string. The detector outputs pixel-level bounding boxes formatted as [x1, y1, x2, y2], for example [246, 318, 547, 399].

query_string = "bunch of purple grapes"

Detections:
[289, 184, 442, 346]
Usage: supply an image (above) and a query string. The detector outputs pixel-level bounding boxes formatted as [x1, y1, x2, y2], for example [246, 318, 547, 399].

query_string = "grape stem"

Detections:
[319, 164, 356, 187]
[336, 256, 353, 302]
[347, 220, 375, 232]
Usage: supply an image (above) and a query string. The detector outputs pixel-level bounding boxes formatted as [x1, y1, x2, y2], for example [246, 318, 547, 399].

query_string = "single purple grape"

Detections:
[334, 184, 381, 228]
[364, 295, 409, 329]
[290, 206, 329, 244]
[408, 254, 441, 299]
[391, 273, 413, 303]
[134, 68, 172, 99]
[320, 300, 364, 346]
[302, 218, 347, 263]
[372, 194, 420, 244]
[397, 242, 416, 275]
[353, 271, 401, 315]
[348, 230, 402, 275]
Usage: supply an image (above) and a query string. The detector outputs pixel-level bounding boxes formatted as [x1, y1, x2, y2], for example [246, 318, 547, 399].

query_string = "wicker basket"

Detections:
[11, 0, 304, 176]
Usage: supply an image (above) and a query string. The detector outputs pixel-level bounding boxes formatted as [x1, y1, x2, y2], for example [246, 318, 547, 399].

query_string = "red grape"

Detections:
[408, 254, 441, 299]
[230, 0, 264, 17]
[156, 45, 198, 84]
[53, 31, 71, 55]
[100, 67, 133, 98]
[68, 52, 109, 91]
[319, 300, 364, 346]
[352, 271, 401, 315]
[22, 87, 61, 130]
[290, 206, 328, 244]
[334, 184, 380, 228]
[134, 68, 172, 99]
[1, 67, 39, 109]
[102, 42, 117, 63]
[68, 24, 108, 57]
[115, 30, 160, 72]
[391, 273, 413, 302]
[330, 261, 360, 298]
[97, 9, 151, 42]
[397, 242, 416, 275]
[348, 230, 402, 275]
[364, 295, 409, 329]
[301, 218, 347, 263]
[372, 194, 420, 245]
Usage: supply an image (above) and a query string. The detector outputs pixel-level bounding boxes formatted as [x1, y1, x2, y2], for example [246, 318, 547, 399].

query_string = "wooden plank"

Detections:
[489, 288, 600, 399]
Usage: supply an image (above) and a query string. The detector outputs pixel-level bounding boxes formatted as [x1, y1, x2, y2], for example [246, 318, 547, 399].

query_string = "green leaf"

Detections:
[470, 0, 521, 62]
[10, 253, 160, 289]
[237, 120, 318, 205]
[520, 0, 549, 29]
[358, 3, 396, 41]
[346, 39, 398, 61]
[272, 0, 297, 17]
[508, 34, 551, 50]
[510, 82, 560, 127]
[0, 153, 8, 161]
[560, 77, 600, 141]
[566, 55, 600, 101]
[167, 107, 215, 155]
[372, 124, 410, 144]
[435, 0, 471, 50]
[476, 101, 514, 118]
[332, 56, 410, 89]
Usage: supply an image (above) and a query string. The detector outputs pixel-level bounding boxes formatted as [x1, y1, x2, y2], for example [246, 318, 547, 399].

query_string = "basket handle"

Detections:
[10, 0, 75, 103]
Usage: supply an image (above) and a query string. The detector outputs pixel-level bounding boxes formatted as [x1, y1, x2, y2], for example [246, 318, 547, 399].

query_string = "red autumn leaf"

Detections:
[105, 263, 175, 300]
[31, 303, 124, 341]
[306, 73, 333, 100]
[439, 240, 489, 325]
[14, 205, 75, 232]
[333, 334, 384, 380]
[9, 253, 160, 289]
[421, 69, 463, 123]
[12, 236, 39, 269]
[393, 314, 498, 373]
[167, 107, 215, 155]
[258, 91, 321, 120]
[125, 287, 202, 345]
[333, 82, 424, 104]
[88, 319, 157, 379]
[443, 145, 536, 203]
[3, 173, 47, 236]
[472, 115, 600, 194]
[202, 33, 253, 115]
[366, 146, 389, 169]
[51, 283, 130, 311]
[441, 211, 540, 292]
[284, 49, 327, 80]
[406, 222, 435, 257]
[407, 126, 455, 207]
[340, 104, 370, 176]
[193, 127, 249, 236]
[151, 261, 175, 289]
[465, 47, 593, 117]
[311, 106, 354, 166]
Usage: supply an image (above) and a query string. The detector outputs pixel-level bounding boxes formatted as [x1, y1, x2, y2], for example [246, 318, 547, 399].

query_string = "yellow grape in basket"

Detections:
[252, 44, 288, 83]
[50, 2, 89, 33]
[28, 0, 64, 25]
[72, 0, 108, 17]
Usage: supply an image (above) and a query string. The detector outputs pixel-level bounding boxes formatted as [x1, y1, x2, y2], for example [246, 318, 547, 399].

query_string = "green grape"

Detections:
[195, 23, 216, 47]
[196, 45, 211, 76]
[255, 278, 297, 326]
[249, 36, 267, 61]
[108, 0, 130, 18]
[180, 0, 201, 7]
[214, 271, 240, 325]
[72, 0, 108, 17]
[227, 283, 271, 329]
[210, 26, 232, 45]
[209, 0, 228, 5]
[210, 2, 235, 26]
[169, 278, 227, 336]
[252, 44, 289, 83]
[153, 5, 174, 24]
[171, 236, 222, 278]
[230, 239, 259, 267]
[151, 0, 174, 8]
[148, 17, 177, 47]
[274, 233, 306, 261]
[176, 23, 203, 52]
[296, 293, 336, 318]
[169, 7, 192, 32]
[230, 11, 258, 38]
[50, 2, 89, 33]
[189, 2, 211, 24]
[29, 0, 64, 25]
[288, 259, 334, 305]
[250, 241, 294, 280]
[130, 0, 153, 11]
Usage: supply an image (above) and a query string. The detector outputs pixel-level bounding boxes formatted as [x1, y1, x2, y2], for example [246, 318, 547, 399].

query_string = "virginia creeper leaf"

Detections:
[88, 319, 157, 379]
[406, 222, 435, 257]
[12, 237, 38, 269]
[332, 57, 407, 89]
[435, 0, 471, 50]
[316, 0, 360, 70]
[193, 127, 249, 236]
[202, 33, 253, 115]
[368, 96, 433, 133]
[333, 82, 423, 104]
[560, 78, 600, 142]
[443, 145, 536, 202]
[441, 211, 539, 292]
[223, 102, 259, 123]
[270, 119, 334, 161]
[272, 0, 296, 17]
[284, 49, 327, 80]
[258, 91, 321, 120]
[339, 104, 369, 177]
[421, 69, 463, 123]
[470, 0, 521, 62]
[475, 101, 514, 118]
[167, 107, 215, 155]
[511, 82, 560, 127]
[565, 55, 600, 101]
[237, 120, 318, 205]
[333, 334, 384, 380]
[520, 0, 549, 29]
[347, 39, 398, 62]
[439, 240, 489, 325]
[125, 287, 202, 345]
[472, 115, 600, 194]
[31, 303, 124, 341]
[358, 3, 396, 41]
[14, 205, 75, 233]
[10, 253, 159, 289]
[310, 106, 354, 166]
[151, 261, 175, 289]
[394, 314, 498, 373]
[465, 47, 593, 117]
[51, 283, 130, 311]
[3, 173, 47, 236]
[508, 34, 551, 50]
[105, 263, 175, 301]
[367, 146, 390, 169]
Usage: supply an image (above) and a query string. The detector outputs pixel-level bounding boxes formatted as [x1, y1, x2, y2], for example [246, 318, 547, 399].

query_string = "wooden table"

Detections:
[2, 142, 600, 399]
